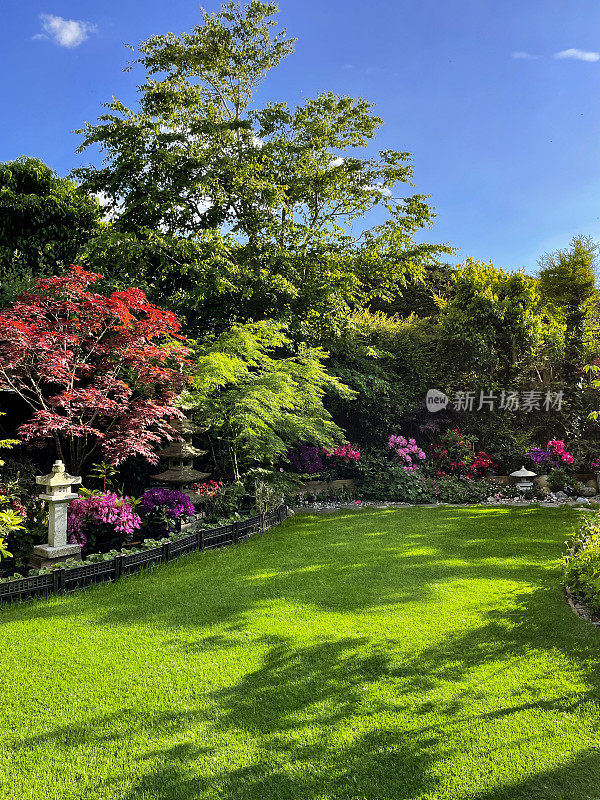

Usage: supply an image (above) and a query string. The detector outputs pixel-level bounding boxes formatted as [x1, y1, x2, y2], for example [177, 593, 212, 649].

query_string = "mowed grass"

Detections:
[1, 505, 600, 800]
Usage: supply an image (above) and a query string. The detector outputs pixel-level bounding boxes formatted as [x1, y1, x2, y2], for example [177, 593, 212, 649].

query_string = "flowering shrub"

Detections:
[467, 451, 497, 478]
[388, 434, 426, 473]
[139, 488, 195, 537]
[191, 480, 223, 498]
[430, 429, 475, 476]
[359, 452, 436, 503]
[525, 440, 574, 470]
[287, 445, 324, 474]
[323, 444, 360, 463]
[591, 458, 600, 471]
[139, 488, 194, 519]
[68, 492, 141, 554]
[287, 443, 360, 478]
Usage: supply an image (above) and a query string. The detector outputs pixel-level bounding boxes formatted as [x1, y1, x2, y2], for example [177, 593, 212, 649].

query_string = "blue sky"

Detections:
[2, 1, 600, 272]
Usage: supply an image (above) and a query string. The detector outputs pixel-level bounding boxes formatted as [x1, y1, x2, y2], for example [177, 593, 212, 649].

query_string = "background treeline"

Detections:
[1, 1, 600, 486]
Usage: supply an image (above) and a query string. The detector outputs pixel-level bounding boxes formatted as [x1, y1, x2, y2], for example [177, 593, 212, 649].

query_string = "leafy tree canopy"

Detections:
[74, 1, 452, 339]
[0, 266, 190, 474]
[436, 258, 565, 387]
[0, 157, 101, 308]
[180, 320, 352, 478]
[538, 236, 600, 374]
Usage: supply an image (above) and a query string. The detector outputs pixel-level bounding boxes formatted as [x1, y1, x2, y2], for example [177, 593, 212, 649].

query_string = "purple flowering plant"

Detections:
[287, 445, 324, 475]
[139, 488, 195, 537]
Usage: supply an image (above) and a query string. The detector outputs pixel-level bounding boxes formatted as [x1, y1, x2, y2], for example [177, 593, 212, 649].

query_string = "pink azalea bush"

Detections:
[68, 492, 141, 551]
[388, 434, 426, 473]
[323, 444, 360, 462]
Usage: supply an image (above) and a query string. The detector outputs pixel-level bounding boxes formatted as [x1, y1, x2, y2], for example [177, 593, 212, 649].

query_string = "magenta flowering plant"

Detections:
[68, 492, 141, 554]
[388, 434, 426, 473]
[323, 444, 360, 463]
[591, 458, 600, 470]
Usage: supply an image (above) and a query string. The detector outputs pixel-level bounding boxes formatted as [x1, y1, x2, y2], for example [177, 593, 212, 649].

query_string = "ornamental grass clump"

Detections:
[68, 493, 141, 554]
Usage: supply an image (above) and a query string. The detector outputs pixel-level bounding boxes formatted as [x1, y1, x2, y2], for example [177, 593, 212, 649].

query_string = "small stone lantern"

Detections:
[30, 460, 83, 568]
[510, 465, 537, 494]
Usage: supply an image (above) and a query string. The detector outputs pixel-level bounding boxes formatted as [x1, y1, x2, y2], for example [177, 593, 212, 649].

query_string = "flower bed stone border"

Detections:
[292, 498, 600, 514]
[0, 505, 288, 605]
[565, 586, 600, 628]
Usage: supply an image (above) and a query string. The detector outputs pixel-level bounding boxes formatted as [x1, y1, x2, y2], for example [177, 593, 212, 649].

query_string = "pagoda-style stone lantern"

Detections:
[151, 418, 210, 502]
[30, 460, 82, 568]
[510, 465, 537, 494]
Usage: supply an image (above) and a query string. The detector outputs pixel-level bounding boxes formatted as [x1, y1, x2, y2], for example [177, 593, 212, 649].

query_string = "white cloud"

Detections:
[328, 157, 344, 169]
[364, 183, 392, 197]
[35, 14, 97, 48]
[511, 51, 538, 60]
[554, 48, 600, 62]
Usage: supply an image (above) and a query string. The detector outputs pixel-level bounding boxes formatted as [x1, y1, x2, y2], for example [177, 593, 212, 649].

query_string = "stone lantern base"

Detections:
[29, 543, 82, 569]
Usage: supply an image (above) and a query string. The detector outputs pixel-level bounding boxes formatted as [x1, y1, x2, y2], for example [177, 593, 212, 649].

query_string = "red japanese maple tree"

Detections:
[0, 266, 191, 473]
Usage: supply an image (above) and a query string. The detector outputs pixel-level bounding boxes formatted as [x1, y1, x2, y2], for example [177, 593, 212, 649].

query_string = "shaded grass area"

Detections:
[1, 505, 600, 799]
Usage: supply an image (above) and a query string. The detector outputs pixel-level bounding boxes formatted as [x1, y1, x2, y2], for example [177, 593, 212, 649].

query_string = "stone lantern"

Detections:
[151, 418, 210, 502]
[30, 460, 82, 568]
[510, 465, 537, 494]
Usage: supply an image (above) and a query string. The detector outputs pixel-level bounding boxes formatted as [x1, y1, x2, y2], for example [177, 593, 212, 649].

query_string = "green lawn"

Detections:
[1, 505, 600, 800]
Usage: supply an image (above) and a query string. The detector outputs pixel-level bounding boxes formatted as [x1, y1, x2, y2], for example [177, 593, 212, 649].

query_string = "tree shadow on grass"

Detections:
[6, 506, 600, 798]
[0, 506, 577, 634]
[10, 637, 440, 800]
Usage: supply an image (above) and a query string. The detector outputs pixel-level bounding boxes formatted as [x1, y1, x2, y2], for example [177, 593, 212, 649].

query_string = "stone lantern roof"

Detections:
[510, 465, 537, 479]
[36, 460, 81, 500]
[157, 441, 206, 460]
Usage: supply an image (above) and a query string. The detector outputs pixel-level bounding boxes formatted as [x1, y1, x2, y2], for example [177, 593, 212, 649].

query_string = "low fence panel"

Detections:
[64, 561, 117, 591]
[167, 533, 198, 559]
[237, 516, 261, 540]
[121, 546, 164, 576]
[0, 572, 54, 603]
[202, 523, 235, 549]
[0, 505, 288, 604]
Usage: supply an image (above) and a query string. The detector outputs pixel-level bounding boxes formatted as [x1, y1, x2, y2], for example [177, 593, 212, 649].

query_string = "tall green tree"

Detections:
[0, 157, 101, 307]
[436, 258, 565, 388]
[538, 235, 599, 378]
[181, 321, 351, 479]
[74, 1, 451, 339]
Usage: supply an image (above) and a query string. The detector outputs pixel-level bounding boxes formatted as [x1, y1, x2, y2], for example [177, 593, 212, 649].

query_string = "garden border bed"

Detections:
[0, 505, 288, 605]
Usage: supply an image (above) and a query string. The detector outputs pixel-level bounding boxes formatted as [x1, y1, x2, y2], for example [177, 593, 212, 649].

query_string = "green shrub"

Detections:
[357, 451, 436, 503]
[548, 467, 571, 493]
[563, 512, 600, 613]
[433, 476, 492, 504]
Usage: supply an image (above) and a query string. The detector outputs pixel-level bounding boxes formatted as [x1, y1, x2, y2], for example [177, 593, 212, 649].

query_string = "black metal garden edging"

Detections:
[0, 505, 289, 605]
